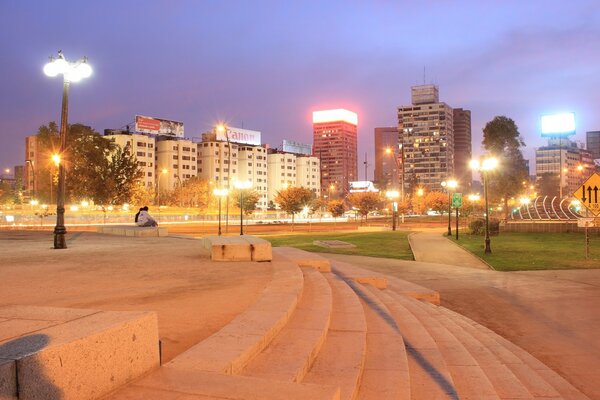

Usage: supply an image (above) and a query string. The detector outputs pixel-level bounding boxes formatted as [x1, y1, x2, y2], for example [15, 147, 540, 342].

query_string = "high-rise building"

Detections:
[24, 136, 40, 198]
[374, 127, 400, 189]
[296, 155, 321, 197]
[587, 131, 600, 160]
[453, 108, 472, 189]
[398, 85, 454, 192]
[156, 137, 197, 190]
[312, 109, 358, 196]
[267, 151, 297, 204]
[238, 145, 269, 209]
[104, 130, 156, 189]
[196, 140, 239, 189]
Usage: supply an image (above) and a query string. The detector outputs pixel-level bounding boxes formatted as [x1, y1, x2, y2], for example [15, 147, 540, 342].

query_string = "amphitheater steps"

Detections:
[302, 273, 368, 400]
[241, 267, 332, 382]
[439, 307, 590, 400]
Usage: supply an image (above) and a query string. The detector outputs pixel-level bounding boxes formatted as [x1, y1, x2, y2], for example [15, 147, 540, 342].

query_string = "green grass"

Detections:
[451, 232, 600, 271]
[259, 231, 413, 260]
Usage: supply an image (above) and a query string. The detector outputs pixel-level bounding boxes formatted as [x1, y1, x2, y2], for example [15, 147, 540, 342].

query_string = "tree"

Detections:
[425, 191, 448, 215]
[347, 192, 382, 223]
[275, 187, 315, 229]
[537, 173, 560, 197]
[233, 189, 260, 216]
[169, 177, 210, 209]
[411, 191, 426, 215]
[327, 199, 345, 229]
[482, 116, 529, 220]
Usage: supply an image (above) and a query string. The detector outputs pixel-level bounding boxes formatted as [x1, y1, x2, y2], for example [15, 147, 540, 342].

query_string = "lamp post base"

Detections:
[53, 226, 67, 249]
[484, 237, 491, 254]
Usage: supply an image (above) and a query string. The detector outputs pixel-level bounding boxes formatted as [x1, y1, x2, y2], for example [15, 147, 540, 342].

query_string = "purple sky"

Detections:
[1, 0, 599, 179]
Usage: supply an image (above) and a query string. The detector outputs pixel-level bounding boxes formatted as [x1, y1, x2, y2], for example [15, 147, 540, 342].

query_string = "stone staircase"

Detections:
[104, 247, 590, 400]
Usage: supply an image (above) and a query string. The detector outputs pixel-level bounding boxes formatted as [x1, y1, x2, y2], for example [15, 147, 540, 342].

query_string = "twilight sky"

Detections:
[1, 0, 599, 179]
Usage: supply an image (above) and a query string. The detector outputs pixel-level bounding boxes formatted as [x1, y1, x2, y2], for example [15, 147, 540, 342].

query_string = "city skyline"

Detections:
[1, 1, 599, 179]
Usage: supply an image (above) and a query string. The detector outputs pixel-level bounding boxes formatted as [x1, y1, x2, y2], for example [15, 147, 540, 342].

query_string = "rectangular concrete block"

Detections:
[0, 358, 16, 400]
[244, 237, 272, 261]
[0, 309, 160, 400]
[273, 247, 331, 272]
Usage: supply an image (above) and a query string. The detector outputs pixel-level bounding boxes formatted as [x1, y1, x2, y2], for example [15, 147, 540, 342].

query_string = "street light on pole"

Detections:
[234, 180, 252, 235]
[470, 157, 498, 254]
[213, 188, 228, 236]
[50, 154, 60, 205]
[385, 190, 399, 231]
[441, 179, 458, 236]
[44, 51, 92, 249]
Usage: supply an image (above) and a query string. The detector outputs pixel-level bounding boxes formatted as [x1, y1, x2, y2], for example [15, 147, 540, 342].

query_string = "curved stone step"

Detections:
[365, 286, 458, 400]
[302, 273, 367, 400]
[437, 306, 584, 399]
[241, 267, 332, 382]
[349, 280, 410, 400]
[391, 293, 533, 400]
[167, 258, 303, 375]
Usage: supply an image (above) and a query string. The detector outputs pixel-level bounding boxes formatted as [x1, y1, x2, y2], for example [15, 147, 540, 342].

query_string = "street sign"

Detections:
[573, 173, 600, 216]
[452, 193, 463, 208]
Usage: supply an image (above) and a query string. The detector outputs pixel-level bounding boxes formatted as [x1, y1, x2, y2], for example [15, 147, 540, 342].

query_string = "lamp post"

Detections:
[216, 124, 232, 233]
[441, 179, 458, 236]
[157, 168, 168, 208]
[213, 188, 228, 236]
[470, 157, 498, 254]
[50, 154, 60, 205]
[44, 51, 92, 249]
[385, 190, 399, 231]
[25, 160, 36, 202]
[235, 180, 252, 235]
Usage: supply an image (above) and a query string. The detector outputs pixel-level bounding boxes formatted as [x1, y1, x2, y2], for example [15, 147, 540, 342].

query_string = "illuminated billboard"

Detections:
[282, 140, 312, 156]
[541, 113, 575, 137]
[313, 109, 358, 125]
[216, 127, 261, 146]
[135, 115, 184, 137]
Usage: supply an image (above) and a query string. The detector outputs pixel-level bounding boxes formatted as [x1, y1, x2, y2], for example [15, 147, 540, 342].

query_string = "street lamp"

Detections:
[234, 180, 252, 235]
[213, 188, 229, 236]
[49, 154, 60, 204]
[385, 144, 405, 222]
[157, 168, 168, 207]
[470, 157, 498, 254]
[329, 184, 335, 200]
[441, 179, 458, 236]
[216, 123, 232, 233]
[385, 190, 400, 231]
[44, 51, 92, 249]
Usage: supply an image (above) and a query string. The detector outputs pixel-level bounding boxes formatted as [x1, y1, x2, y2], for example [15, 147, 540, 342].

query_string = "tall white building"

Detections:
[196, 140, 239, 189]
[267, 151, 297, 204]
[237, 145, 269, 209]
[296, 156, 321, 197]
[156, 138, 197, 190]
[104, 131, 156, 189]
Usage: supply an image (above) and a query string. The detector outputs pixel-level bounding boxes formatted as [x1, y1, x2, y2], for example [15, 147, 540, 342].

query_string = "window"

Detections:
[173, 155, 178, 160]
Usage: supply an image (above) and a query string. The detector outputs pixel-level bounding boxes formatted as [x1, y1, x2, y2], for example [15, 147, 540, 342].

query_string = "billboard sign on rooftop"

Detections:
[216, 127, 261, 146]
[135, 115, 184, 137]
[541, 113, 575, 137]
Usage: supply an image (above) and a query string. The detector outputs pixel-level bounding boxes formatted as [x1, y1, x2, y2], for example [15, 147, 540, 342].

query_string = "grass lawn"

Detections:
[259, 231, 413, 260]
[451, 232, 600, 271]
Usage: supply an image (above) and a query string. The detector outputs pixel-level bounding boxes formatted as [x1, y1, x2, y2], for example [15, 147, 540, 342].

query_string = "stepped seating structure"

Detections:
[103, 245, 589, 400]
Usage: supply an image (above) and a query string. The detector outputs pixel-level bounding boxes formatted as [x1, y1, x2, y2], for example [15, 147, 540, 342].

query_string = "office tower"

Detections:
[587, 131, 600, 160]
[374, 127, 400, 189]
[313, 109, 358, 196]
[398, 85, 454, 192]
[238, 144, 269, 209]
[156, 137, 198, 190]
[453, 108, 472, 189]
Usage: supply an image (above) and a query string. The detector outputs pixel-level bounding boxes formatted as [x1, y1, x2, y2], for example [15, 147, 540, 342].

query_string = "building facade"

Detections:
[156, 137, 197, 190]
[398, 85, 454, 192]
[587, 131, 600, 161]
[267, 151, 297, 205]
[296, 155, 321, 197]
[313, 109, 358, 196]
[374, 127, 400, 189]
[196, 140, 239, 190]
[104, 130, 156, 189]
[237, 145, 269, 209]
[452, 108, 472, 189]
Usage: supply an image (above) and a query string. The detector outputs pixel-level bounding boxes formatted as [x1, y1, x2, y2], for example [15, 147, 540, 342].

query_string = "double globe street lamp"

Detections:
[441, 179, 458, 236]
[44, 51, 92, 249]
[470, 157, 499, 254]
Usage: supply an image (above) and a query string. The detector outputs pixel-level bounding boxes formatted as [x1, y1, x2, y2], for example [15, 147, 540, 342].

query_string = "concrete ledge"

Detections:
[204, 235, 272, 262]
[96, 225, 168, 237]
[274, 247, 332, 272]
[0, 306, 159, 400]
[167, 258, 301, 374]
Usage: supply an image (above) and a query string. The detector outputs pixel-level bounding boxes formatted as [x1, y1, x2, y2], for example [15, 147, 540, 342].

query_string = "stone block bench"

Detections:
[96, 225, 168, 237]
[0, 305, 159, 400]
[203, 235, 272, 261]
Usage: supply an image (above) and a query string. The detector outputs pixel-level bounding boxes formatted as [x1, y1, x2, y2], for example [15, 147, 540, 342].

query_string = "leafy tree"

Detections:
[347, 192, 382, 223]
[411, 191, 426, 215]
[425, 191, 448, 215]
[537, 173, 560, 197]
[275, 186, 314, 229]
[131, 183, 155, 208]
[482, 116, 529, 220]
[396, 197, 411, 215]
[169, 177, 210, 209]
[327, 199, 345, 229]
[233, 189, 260, 216]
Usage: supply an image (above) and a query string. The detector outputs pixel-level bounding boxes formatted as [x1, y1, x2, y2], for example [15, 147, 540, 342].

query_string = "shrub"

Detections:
[469, 218, 500, 236]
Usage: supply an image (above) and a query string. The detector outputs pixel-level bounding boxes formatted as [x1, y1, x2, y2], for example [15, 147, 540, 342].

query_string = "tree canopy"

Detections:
[347, 192, 382, 222]
[275, 186, 315, 228]
[482, 116, 529, 219]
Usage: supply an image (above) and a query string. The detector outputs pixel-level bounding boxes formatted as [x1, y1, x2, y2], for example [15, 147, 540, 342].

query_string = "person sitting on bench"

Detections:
[136, 206, 158, 227]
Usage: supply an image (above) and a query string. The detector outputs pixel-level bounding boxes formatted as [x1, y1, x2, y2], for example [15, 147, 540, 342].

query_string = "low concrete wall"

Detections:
[502, 221, 600, 234]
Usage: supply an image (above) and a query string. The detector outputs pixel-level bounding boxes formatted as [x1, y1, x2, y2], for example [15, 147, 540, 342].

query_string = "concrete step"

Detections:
[352, 281, 410, 400]
[408, 299, 534, 400]
[273, 247, 332, 272]
[241, 267, 332, 382]
[302, 273, 367, 400]
[167, 257, 303, 374]
[106, 368, 340, 400]
[436, 307, 571, 399]
[0, 305, 159, 400]
[365, 287, 458, 400]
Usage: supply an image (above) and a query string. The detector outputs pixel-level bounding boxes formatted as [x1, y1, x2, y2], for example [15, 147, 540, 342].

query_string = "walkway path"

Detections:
[320, 252, 600, 399]
[408, 228, 491, 269]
